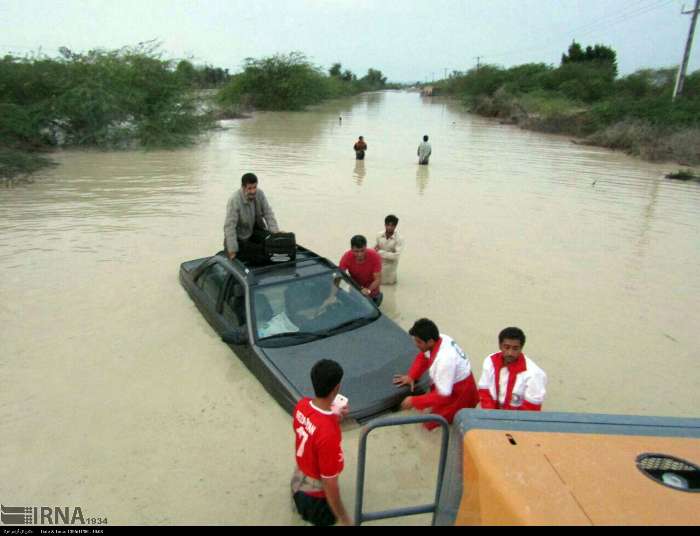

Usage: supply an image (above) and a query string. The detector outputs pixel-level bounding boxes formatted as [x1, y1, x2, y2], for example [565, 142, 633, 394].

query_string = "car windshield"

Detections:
[252, 271, 379, 347]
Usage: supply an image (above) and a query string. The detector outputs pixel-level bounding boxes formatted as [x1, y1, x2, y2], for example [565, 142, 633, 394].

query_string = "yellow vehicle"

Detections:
[355, 410, 700, 525]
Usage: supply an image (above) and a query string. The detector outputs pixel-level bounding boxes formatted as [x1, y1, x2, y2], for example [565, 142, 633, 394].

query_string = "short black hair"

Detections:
[241, 173, 258, 186]
[499, 327, 526, 346]
[385, 214, 399, 225]
[311, 359, 344, 398]
[409, 318, 440, 343]
[350, 235, 367, 248]
[423, 135, 429, 141]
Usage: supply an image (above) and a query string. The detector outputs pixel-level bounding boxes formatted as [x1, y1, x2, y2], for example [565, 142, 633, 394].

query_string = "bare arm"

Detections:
[367, 271, 381, 293]
[321, 476, 353, 526]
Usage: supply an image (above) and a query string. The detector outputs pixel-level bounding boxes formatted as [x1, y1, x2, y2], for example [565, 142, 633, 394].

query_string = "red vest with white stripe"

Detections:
[478, 352, 547, 411]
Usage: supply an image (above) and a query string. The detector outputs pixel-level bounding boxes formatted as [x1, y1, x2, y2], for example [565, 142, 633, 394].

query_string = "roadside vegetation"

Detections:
[433, 41, 700, 165]
[217, 52, 398, 113]
[0, 42, 216, 182]
[1, 47, 400, 181]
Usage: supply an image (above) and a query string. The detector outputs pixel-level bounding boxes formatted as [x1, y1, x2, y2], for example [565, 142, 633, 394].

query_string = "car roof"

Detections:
[221, 246, 339, 288]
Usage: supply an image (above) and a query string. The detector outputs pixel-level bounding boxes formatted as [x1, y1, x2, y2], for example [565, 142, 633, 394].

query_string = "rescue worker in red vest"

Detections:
[393, 318, 479, 430]
[478, 327, 547, 411]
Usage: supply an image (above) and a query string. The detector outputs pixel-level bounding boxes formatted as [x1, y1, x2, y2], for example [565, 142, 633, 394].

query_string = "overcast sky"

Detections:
[1, 0, 698, 81]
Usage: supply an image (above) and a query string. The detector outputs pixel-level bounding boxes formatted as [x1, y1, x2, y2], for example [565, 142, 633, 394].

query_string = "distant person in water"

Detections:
[417, 135, 432, 165]
[353, 136, 367, 160]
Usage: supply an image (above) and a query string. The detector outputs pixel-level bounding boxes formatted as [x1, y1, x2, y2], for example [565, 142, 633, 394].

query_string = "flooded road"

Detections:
[2, 90, 699, 524]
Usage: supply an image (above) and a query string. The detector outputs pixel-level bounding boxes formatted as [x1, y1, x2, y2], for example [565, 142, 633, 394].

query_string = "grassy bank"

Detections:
[0, 43, 216, 182]
[434, 44, 700, 165]
[217, 52, 398, 112]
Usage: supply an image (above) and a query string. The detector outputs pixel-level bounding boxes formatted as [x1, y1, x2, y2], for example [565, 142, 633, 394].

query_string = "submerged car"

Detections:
[179, 246, 427, 421]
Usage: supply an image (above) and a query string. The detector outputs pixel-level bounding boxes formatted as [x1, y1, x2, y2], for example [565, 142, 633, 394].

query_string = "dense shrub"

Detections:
[431, 40, 700, 163]
[217, 53, 391, 111]
[0, 44, 215, 178]
[218, 53, 331, 111]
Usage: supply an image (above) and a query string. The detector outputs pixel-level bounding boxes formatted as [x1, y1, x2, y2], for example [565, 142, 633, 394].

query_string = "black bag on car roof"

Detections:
[264, 232, 296, 262]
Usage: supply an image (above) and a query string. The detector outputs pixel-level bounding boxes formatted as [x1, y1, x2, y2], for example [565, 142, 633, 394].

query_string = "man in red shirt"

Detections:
[291, 359, 352, 526]
[338, 235, 383, 306]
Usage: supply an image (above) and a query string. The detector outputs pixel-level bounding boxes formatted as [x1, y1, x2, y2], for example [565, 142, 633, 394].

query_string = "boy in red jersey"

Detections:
[291, 359, 352, 526]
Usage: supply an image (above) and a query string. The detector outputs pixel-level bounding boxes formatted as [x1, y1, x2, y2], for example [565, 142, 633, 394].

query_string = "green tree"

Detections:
[176, 60, 197, 86]
[218, 52, 330, 111]
[329, 63, 342, 77]
[361, 68, 387, 88]
[561, 41, 586, 64]
[562, 40, 617, 78]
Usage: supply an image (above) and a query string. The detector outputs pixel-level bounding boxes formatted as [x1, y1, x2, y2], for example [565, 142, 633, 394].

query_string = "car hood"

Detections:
[259, 316, 421, 420]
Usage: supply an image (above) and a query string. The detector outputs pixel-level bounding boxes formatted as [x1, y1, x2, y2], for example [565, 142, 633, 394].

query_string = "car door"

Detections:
[221, 275, 246, 329]
[193, 259, 233, 333]
[220, 274, 279, 392]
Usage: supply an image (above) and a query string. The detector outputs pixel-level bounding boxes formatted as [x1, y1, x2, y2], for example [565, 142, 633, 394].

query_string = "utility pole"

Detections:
[673, 0, 700, 101]
[474, 56, 482, 71]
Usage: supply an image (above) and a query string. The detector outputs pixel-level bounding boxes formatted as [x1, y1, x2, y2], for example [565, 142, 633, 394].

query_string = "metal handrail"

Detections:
[354, 414, 450, 526]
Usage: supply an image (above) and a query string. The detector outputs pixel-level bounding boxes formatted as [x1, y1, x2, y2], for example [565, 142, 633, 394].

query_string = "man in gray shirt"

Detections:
[224, 172, 279, 264]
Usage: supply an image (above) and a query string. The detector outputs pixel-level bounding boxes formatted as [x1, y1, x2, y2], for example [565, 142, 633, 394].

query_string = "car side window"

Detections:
[222, 281, 246, 327]
[196, 263, 228, 304]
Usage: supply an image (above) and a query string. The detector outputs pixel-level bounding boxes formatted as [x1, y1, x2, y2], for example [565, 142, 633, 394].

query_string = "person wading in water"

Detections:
[353, 136, 367, 160]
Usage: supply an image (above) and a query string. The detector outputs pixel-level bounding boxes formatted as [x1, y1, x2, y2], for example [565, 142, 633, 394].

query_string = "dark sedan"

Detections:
[179, 246, 427, 421]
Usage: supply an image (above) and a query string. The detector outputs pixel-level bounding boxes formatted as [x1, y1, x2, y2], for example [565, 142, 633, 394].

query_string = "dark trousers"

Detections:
[355, 150, 365, 160]
[293, 492, 336, 526]
[226, 227, 271, 266]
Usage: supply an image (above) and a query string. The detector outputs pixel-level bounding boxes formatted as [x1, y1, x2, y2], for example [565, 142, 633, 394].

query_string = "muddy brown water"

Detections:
[2, 91, 699, 525]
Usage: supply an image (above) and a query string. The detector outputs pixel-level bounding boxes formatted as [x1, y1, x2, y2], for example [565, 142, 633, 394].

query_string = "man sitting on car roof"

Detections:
[224, 172, 280, 265]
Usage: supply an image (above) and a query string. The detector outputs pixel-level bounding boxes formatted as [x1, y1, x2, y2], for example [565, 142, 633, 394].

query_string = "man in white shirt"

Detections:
[417, 135, 432, 165]
[478, 327, 547, 411]
[375, 214, 405, 285]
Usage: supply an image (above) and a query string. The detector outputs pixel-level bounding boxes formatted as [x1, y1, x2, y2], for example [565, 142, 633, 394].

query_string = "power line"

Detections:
[573, 0, 677, 40]
[561, 0, 669, 37]
[486, 0, 674, 60]
[480, 0, 676, 64]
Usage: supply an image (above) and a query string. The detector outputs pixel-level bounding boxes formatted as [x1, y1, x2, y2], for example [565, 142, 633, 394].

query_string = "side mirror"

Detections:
[222, 327, 249, 345]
